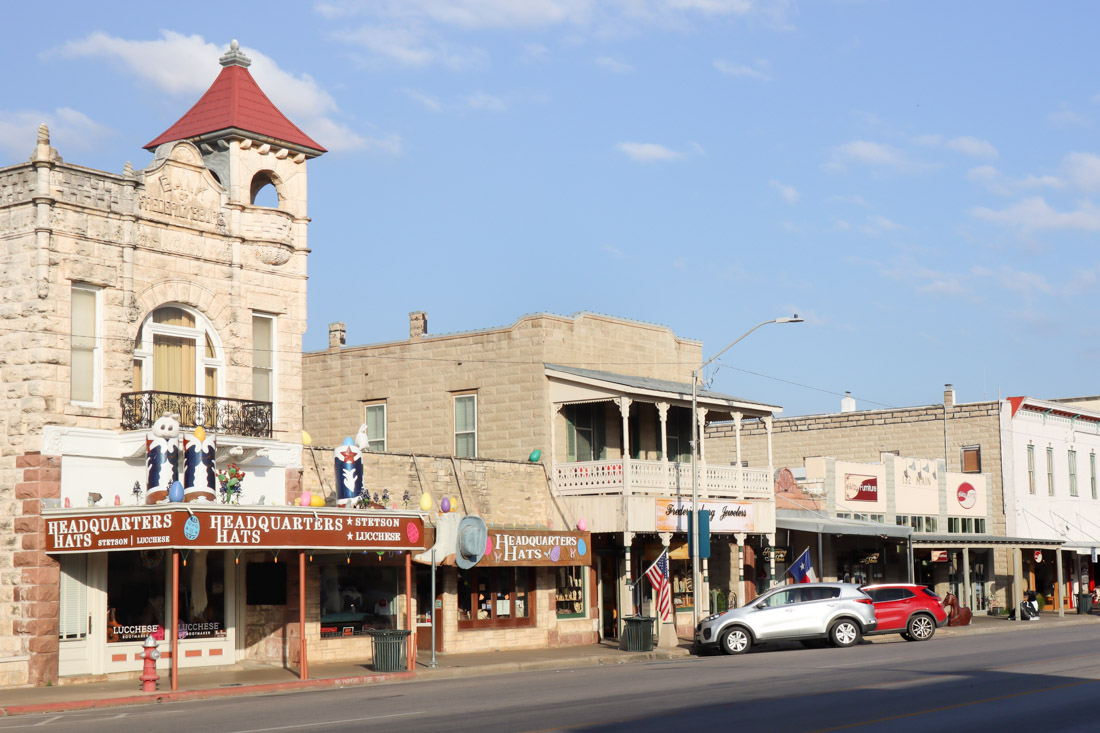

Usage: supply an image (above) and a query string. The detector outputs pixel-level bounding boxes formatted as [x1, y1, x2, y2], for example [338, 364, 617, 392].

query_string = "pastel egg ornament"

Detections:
[440, 496, 451, 513]
[300, 491, 312, 507]
[549, 545, 561, 563]
[419, 493, 432, 512]
[168, 480, 184, 503]
[406, 523, 420, 544]
[576, 518, 587, 532]
[310, 494, 325, 507]
[578, 538, 588, 557]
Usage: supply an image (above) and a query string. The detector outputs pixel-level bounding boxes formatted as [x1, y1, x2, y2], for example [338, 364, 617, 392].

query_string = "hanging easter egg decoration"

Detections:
[168, 480, 184, 503]
[578, 538, 588, 556]
[419, 493, 432, 512]
[528, 449, 541, 462]
[576, 518, 587, 532]
[440, 496, 451, 513]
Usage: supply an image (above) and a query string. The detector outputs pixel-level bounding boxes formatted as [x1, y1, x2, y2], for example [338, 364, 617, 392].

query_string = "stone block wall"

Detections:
[302, 312, 703, 463]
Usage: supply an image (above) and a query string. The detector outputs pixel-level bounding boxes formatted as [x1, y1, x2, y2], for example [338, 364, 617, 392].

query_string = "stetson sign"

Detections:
[44, 507, 426, 552]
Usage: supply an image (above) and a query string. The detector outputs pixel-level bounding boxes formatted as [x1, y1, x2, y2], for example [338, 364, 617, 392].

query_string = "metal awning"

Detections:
[776, 513, 912, 540]
[910, 533, 1063, 548]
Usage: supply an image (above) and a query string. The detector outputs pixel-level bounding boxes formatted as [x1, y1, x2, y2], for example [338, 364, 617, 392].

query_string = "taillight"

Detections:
[857, 598, 873, 605]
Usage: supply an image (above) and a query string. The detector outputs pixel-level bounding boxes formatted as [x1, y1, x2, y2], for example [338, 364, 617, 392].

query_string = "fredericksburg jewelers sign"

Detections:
[43, 507, 426, 552]
[655, 498, 755, 533]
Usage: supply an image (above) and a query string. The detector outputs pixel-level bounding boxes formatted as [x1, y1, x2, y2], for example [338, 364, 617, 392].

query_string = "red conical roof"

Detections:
[144, 45, 325, 154]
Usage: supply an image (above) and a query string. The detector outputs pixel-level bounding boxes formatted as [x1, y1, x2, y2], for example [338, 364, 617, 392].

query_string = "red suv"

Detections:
[861, 584, 948, 641]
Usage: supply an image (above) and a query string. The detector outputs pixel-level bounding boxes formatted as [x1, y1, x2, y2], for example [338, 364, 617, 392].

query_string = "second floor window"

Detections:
[1047, 447, 1055, 496]
[71, 284, 100, 405]
[133, 306, 223, 397]
[252, 314, 275, 403]
[1069, 450, 1078, 497]
[565, 403, 606, 462]
[1092, 452, 1097, 500]
[364, 403, 386, 452]
[961, 446, 981, 473]
[1027, 445, 1035, 494]
[454, 394, 477, 458]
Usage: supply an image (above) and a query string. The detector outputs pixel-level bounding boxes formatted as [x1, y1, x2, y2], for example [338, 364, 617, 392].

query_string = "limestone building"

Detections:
[0, 41, 323, 685]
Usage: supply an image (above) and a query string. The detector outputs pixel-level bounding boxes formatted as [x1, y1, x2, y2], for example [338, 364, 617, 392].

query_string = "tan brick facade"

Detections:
[302, 312, 702, 462]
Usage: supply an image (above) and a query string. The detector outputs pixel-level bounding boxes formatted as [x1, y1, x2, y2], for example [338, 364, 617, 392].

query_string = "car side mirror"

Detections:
[753, 601, 766, 610]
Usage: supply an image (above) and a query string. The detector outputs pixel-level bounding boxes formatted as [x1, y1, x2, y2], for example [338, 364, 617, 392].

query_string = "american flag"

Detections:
[644, 549, 673, 621]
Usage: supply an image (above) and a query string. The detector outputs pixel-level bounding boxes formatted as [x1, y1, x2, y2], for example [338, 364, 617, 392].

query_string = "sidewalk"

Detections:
[1, 612, 1095, 717]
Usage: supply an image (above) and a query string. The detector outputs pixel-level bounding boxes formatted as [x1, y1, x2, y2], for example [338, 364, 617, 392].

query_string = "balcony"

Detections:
[553, 459, 772, 500]
[120, 391, 273, 438]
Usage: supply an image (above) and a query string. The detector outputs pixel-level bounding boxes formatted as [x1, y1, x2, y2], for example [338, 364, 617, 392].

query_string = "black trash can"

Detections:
[620, 616, 656, 652]
[366, 629, 411, 672]
[1077, 593, 1093, 615]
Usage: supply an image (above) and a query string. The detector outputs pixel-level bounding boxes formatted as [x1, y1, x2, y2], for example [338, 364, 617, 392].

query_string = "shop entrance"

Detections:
[599, 556, 619, 640]
[415, 564, 444, 652]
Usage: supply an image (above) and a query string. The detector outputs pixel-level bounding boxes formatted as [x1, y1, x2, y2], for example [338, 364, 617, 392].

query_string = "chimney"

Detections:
[409, 311, 427, 340]
[944, 383, 955, 409]
[841, 391, 856, 413]
[328, 322, 346, 350]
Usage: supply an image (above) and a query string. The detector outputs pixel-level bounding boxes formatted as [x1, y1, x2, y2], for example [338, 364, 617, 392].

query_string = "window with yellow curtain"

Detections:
[153, 335, 196, 394]
[252, 314, 274, 402]
[71, 285, 98, 404]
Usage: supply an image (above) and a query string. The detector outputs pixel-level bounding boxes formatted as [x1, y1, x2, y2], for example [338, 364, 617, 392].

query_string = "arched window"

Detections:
[133, 305, 224, 397]
[250, 171, 282, 208]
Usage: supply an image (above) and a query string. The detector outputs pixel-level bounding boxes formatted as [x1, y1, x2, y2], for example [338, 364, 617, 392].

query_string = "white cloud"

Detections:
[945, 136, 998, 159]
[1062, 152, 1100, 191]
[911, 133, 942, 147]
[828, 193, 871, 208]
[402, 88, 444, 112]
[335, 24, 486, 70]
[1048, 109, 1092, 128]
[616, 141, 685, 162]
[713, 58, 772, 81]
[769, 179, 799, 203]
[318, 0, 592, 28]
[53, 31, 383, 154]
[401, 88, 511, 113]
[826, 140, 918, 173]
[595, 56, 635, 73]
[971, 197, 1100, 232]
[857, 214, 900, 235]
[0, 107, 114, 160]
[666, 0, 753, 15]
[971, 265, 1054, 296]
[464, 92, 508, 111]
[966, 165, 1063, 196]
[522, 43, 549, 60]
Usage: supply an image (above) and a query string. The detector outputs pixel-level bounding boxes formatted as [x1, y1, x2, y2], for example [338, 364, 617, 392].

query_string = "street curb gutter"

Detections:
[0, 649, 689, 717]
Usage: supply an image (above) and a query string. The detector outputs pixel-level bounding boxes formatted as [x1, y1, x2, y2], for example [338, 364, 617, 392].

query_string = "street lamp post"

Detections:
[690, 315, 803, 629]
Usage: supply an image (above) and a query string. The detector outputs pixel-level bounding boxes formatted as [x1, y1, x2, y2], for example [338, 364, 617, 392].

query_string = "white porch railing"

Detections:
[554, 459, 772, 500]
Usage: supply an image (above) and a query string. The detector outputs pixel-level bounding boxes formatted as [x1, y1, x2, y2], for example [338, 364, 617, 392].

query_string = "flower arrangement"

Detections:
[216, 464, 244, 504]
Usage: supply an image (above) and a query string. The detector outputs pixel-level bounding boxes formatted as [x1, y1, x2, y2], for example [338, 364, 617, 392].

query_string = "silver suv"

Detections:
[695, 583, 877, 655]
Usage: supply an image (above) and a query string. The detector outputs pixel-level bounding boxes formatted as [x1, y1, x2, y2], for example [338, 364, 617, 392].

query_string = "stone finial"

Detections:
[37, 123, 49, 145]
[219, 38, 252, 68]
[123, 161, 134, 176]
[409, 311, 427, 340]
[328, 322, 346, 349]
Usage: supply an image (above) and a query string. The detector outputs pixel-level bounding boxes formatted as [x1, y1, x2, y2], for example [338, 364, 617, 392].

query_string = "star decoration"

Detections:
[338, 447, 358, 463]
[347, 532, 353, 540]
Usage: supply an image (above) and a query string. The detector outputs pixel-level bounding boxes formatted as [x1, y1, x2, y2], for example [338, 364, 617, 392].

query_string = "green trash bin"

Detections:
[620, 616, 656, 652]
[366, 629, 411, 672]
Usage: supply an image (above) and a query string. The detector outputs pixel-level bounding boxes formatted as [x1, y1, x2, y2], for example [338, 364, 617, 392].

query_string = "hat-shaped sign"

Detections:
[456, 516, 488, 569]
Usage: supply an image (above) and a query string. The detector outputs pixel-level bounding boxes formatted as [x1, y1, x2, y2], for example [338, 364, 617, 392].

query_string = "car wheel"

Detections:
[829, 619, 862, 648]
[906, 614, 936, 641]
[720, 627, 752, 655]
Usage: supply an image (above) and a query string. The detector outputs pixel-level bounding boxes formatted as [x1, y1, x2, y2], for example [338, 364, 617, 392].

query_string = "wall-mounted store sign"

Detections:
[762, 546, 790, 563]
[844, 474, 879, 502]
[478, 530, 591, 567]
[655, 499, 755, 533]
[43, 507, 426, 553]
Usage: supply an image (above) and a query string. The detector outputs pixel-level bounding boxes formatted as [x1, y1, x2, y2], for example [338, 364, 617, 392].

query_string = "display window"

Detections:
[107, 551, 167, 643]
[318, 558, 399, 638]
[457, 568, 535, 629]
[670, 559, 693, 611]
[178, 550, 227, 640]
[555, 566, 586, 618]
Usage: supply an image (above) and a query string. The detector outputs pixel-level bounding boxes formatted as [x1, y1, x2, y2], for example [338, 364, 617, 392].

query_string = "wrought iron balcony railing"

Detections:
[121, 391, 273, 438]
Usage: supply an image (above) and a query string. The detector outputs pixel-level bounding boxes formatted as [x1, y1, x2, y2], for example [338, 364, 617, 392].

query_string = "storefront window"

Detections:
[107, 551, 166, 643]
[457, 568, 536, 629]
[670, 559, 693, 611]
[179, 550, 226, 640]
[556, 566, 586, 618]
[318, 558, 399, 638]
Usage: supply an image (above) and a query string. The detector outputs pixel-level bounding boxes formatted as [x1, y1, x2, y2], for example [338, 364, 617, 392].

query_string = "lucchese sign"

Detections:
[477, 530, 591, 567]
[44, 508, 426, 552]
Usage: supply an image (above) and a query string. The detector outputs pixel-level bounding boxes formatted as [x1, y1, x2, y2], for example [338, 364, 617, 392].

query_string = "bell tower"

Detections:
[143, 39, 326, 219]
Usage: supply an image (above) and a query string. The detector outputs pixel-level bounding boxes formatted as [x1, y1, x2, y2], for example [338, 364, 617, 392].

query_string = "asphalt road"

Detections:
[3, 627, 1100, 733]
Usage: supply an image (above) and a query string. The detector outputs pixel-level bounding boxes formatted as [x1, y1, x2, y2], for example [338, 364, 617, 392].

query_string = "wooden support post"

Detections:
[406, 551, 414, 671]
[299, 550, 308, 680]
[171, 549, 179, 691]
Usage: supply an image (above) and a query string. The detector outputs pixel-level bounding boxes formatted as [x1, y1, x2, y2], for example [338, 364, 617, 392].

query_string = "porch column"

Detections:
[763, 414, 775, 477]
[406, 550, 414, 670]
[549, 403, 563, 474]
[767, 533, 776, 589]
[657, 402, 669, 492]
[171, 549, 179, 691]
[735, 533, 747, 607]
[697, 407, 709, 497]
[733, 411, 743, 495]
[623, 531, 635, 620]
[961, 547, 972, 612]
[1012, 547, 1023, 623]
[657, 532, 677, 648]
[619, 397, 633, 499]
[1056, 548, 1064, 618]
[299, 550, 308, 680]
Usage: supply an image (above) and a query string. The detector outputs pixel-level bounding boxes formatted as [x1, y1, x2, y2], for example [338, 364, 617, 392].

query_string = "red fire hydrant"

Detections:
[140, 635, 161, 692]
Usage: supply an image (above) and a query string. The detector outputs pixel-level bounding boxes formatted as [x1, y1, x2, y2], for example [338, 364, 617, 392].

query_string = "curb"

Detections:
[0, 649, 689, 718]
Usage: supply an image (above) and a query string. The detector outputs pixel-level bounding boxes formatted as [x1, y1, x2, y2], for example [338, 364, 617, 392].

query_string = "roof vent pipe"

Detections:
[841, 391, 856, 413]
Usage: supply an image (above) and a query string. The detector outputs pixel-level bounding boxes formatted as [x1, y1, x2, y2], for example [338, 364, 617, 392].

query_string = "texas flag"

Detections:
[789, 548, 818, 584]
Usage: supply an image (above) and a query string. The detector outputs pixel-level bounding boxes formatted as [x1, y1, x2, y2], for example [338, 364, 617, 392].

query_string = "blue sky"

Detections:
[2, 1, 1097, 416]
